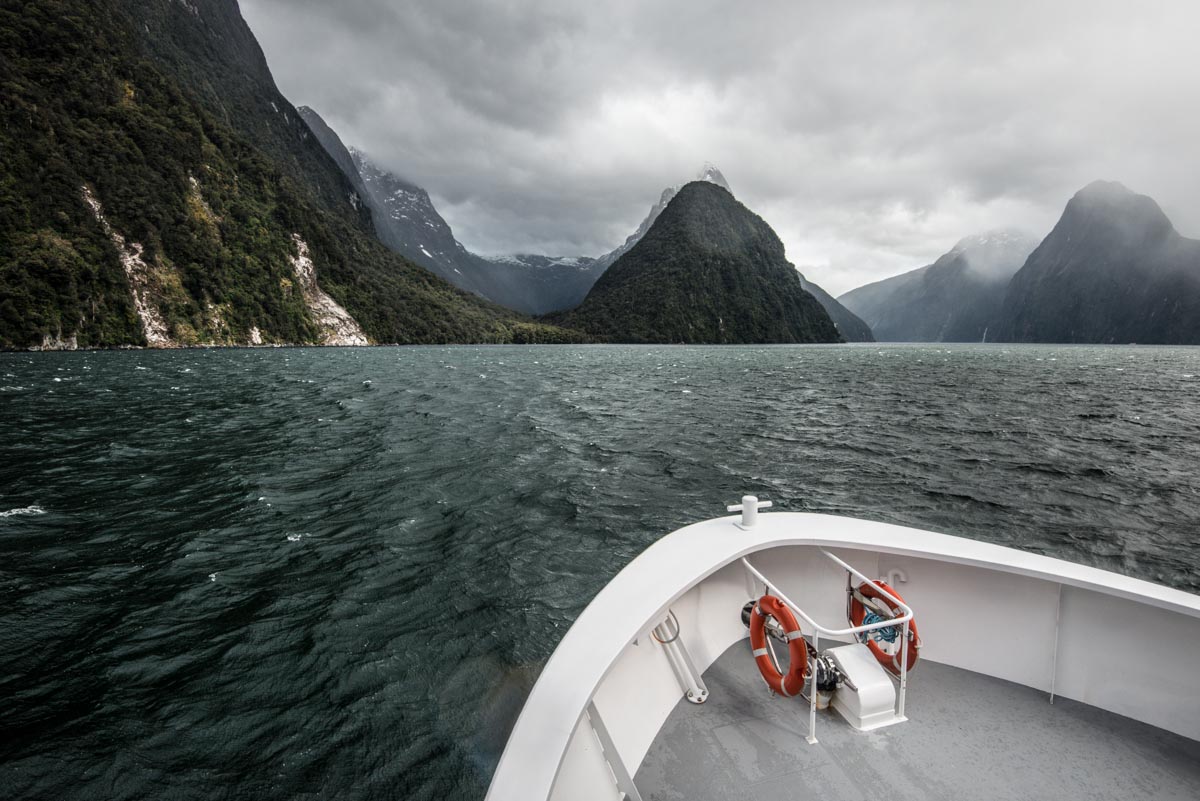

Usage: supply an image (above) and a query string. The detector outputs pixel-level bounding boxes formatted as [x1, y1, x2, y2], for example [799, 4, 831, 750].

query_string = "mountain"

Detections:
[839, 230, 1038, 342]
[993, 181, 1200, 344]
[552, 181, 842, 344]
[583, 165, 871, 340]
[0, 0, 579, 349]
[283, 131, 866, 334]
[298, 105, 492, 295]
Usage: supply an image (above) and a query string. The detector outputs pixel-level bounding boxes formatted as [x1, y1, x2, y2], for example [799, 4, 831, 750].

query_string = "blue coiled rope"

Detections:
[861, 610, 899, 643]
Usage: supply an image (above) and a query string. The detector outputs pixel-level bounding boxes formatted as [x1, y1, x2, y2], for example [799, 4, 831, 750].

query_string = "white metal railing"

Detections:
[741, 548, 914, 743]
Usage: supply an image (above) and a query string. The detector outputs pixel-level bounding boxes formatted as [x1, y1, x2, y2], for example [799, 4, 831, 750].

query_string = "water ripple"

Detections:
[0, 343, 1198, 799]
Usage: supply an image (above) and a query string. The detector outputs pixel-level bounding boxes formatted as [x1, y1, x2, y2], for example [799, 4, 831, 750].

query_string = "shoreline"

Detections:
[5, 341, 1199, 355]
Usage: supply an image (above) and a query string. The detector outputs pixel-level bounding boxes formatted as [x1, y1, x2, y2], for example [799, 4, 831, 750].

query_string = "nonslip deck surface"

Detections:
[634, 640, 1200, 801]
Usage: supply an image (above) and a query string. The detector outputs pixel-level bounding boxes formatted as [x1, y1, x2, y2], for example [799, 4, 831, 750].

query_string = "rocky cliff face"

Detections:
[350, 147, 483, 288]
[839, 231, 1038, 342]
[553, 182, 841, 344]
[993, 182, 1200, 344]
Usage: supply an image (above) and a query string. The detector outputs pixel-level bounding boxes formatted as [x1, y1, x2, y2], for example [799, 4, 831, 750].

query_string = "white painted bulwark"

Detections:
[485, 513, 1200, 801]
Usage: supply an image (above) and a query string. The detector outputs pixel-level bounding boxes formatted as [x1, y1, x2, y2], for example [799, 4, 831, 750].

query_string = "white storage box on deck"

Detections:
[825, 643, 902, 731]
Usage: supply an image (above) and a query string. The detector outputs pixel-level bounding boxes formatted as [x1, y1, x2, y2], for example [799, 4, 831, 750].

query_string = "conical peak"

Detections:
[1061, 180, 1174, 241]
[1074, 179, 1135, 202]
[650, 179, 779, 259]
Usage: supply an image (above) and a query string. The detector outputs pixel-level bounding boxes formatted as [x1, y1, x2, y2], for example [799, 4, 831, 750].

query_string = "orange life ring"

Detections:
[849, 581, 920, 676]
[749, 595, 809, 696]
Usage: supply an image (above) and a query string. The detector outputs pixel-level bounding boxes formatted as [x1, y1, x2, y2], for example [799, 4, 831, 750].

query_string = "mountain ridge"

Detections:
[290, 131, 861, 333]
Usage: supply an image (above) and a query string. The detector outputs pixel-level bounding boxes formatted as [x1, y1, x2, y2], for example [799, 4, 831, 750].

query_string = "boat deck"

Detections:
[634, 639, 1200, 801]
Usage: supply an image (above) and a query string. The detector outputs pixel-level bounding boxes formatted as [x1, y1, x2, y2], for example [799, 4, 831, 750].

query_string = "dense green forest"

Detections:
[552, 182, 842, 344]
[0, 0, 583, 348]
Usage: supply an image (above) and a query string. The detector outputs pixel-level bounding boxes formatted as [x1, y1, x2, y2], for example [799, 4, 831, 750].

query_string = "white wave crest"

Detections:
[1, 505, 45, 518]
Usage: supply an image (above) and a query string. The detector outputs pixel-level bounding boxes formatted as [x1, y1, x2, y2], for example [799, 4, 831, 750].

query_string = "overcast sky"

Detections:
[241, 0, 1200, 295]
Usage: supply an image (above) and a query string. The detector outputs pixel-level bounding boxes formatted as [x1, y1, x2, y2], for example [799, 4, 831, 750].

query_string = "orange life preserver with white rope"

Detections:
[749, 595, 809, 696]
[849, 580, 920, 676]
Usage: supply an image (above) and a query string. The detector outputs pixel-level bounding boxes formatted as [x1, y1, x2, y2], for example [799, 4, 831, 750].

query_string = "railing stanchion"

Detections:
[807, 631, 819, 744]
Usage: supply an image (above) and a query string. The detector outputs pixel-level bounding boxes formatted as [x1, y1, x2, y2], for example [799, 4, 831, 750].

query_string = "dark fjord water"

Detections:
[2, 344, 1198, 800]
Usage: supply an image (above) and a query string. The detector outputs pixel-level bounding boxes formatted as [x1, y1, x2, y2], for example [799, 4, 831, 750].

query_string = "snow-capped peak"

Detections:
[696, 162, 730, 191]
[949, 229, 1040, 279]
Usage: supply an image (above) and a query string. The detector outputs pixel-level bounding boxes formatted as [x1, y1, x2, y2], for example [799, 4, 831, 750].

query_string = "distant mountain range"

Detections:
[0, 0, 861, 349]
[350, 146, 608, 316]
[5, 1, 1197, 349]
[839, 231, 1039, 342]
[839, 182, 1200, 345]
[296, 130, 874, 339]
[552, 182, 842, 344]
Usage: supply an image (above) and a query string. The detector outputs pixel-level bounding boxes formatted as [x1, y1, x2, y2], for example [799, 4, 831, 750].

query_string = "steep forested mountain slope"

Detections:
[0, 0, 579, 348]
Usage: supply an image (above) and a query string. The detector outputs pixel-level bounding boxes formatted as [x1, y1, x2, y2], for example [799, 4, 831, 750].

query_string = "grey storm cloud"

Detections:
[241, 0, 1200, 294]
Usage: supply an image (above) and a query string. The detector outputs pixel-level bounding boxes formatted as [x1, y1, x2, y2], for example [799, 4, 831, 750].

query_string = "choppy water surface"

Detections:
[2, 344, 1198, 800]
